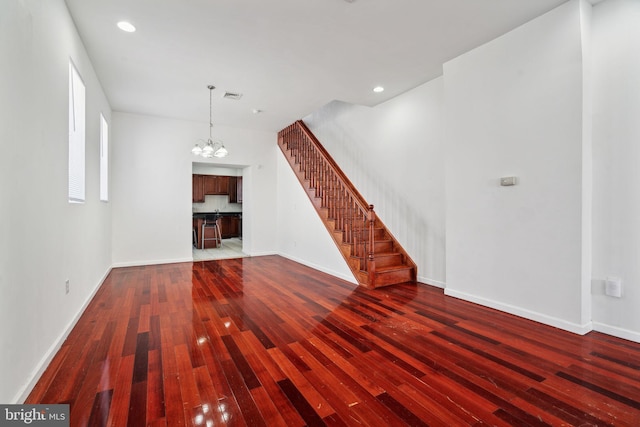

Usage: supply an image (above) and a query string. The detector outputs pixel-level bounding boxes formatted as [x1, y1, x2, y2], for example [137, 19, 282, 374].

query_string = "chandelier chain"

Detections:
[191, 84, 228, 158]
[209, 85, 213, 140]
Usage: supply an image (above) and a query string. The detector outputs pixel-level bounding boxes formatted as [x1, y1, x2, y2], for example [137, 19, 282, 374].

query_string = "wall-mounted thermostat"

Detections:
[500, 176, 517, 186]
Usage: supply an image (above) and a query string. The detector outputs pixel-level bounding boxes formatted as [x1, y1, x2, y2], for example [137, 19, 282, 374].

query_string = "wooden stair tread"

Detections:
[365, 264, 414, 273]
[351, 251, 402, 258]
[339, 237, 393, 243]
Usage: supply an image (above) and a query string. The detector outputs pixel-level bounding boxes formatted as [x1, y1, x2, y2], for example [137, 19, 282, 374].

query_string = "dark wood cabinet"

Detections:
[203, 175, 216, 195]
[219, 216, 240, 239]
[217, 176, 230, 195]
[194, 174, 235, 203]
[228, 176, 236, 201]
[192, 174, 204, 203]
[228, 177, 238, 203]
[219, 217, 231, 239]
[233, 216, 241, 237]
[193, 174, 240, 203]
[203, 175, 229, 195]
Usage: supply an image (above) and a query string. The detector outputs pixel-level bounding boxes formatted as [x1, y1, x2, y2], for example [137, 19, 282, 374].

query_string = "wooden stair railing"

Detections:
[278, 120, 417, 288]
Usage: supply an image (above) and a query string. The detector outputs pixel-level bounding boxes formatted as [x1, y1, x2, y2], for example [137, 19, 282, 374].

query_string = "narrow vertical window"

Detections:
[68, 61, 85, 203]
[100, 113, 109, 202]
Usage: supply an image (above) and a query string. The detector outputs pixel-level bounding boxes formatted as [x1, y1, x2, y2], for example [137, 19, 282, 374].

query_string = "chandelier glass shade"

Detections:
[192, 85, 228, 158]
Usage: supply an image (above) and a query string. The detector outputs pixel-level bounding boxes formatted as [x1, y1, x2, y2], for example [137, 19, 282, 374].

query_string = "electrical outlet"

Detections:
[65, 279, 70, 295]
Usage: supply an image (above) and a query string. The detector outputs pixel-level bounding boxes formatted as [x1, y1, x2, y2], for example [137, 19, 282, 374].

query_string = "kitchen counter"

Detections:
[193, 212, 242, 218]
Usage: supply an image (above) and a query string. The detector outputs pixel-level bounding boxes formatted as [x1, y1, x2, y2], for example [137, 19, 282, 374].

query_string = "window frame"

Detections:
[99, 113, 109, 202]
[68, 60, 86, 204]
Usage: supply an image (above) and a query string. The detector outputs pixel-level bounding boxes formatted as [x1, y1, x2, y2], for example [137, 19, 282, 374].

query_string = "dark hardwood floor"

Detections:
[27, 255, 640, 426]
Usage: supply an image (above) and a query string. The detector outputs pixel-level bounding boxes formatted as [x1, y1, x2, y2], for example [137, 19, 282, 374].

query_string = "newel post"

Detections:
[367, 205, 376, 286]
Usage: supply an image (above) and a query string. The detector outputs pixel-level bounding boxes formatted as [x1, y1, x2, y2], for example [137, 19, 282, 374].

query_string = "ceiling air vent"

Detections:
[223, 92, 243, 100]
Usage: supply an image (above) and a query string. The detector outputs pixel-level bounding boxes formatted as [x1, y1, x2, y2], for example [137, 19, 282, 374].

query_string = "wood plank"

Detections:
[105, 354, 134, 426]
[26, 256, 640, 425]
[267, 347, 334, 419]
[192, 366, 228, 427]
[146, 348, 165, 423]
[87, 389, 113, 427]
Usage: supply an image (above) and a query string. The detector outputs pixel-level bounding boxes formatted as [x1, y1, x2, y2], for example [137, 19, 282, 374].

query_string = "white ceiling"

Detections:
[65, 0, 570, 132]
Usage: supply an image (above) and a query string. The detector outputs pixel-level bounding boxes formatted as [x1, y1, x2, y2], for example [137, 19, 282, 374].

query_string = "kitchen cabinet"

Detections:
[203, 175, 229, 195]
[192, 174, 204, 203]
[219, 215, 240, 239]
[193, 174, 233, 203]
[203, 175, 216, 195]
[228, 176, 243, 203]
[229, 176, 242, 203]
[193, 174, 239, 203]
[232, 216, 241, 237]
[217, 176, 230, 195]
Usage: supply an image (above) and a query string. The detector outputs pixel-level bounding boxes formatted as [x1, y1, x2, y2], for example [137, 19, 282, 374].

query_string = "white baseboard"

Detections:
[593, 322, 640, 343]
[418, 276, 446, 289]
[277, 252, 358, 285]
[245, 250, 278, 257]
[445, 288, 593, 336]
[15, 267, 112, 404]
[112, 257, 193, 268]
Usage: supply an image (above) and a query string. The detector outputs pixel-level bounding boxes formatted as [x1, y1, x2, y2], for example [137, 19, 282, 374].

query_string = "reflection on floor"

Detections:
[192, 237, 247, 261]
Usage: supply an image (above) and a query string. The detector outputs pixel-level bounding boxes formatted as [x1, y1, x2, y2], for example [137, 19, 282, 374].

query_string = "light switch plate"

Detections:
[605, 276, 622, 298]
[500, 176, 517, 186]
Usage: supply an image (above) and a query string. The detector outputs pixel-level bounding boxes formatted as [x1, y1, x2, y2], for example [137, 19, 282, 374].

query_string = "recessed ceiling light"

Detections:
[117, 21, 136, 33]
[373, 86, 384, 93]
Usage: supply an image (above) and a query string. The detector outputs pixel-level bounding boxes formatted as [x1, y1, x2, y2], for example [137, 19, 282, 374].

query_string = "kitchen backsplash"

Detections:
[193, 195, 243, 213]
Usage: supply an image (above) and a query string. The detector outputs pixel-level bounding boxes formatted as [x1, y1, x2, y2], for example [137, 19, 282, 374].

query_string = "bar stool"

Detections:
[201, 215, 222, 249]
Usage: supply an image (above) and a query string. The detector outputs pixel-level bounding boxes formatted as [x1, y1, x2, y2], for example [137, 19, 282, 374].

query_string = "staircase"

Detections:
[278, 121, 417, 289]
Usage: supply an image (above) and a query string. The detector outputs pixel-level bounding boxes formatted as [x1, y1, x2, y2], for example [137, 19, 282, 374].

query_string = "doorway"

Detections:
[192, 163, 246, 261]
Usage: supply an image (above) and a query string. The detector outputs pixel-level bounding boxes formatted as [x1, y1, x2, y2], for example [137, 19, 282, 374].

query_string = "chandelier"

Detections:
[191, 85, 228, 158]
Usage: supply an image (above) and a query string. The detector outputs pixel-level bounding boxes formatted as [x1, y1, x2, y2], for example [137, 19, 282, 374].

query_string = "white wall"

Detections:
[591, 0, 640, 341]
[111, 113, 278, 266]
[301, 78, 446, 287]
[192, 164, 242, 177]
[276, 152, 356, 283]
[444, 0, 591, 333]
[0, 0, 112, 403]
